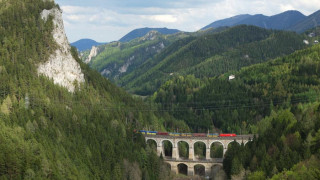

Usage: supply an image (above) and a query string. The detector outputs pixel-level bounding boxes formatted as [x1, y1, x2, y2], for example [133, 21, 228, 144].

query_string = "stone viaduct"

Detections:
[145, 134, 254, 176]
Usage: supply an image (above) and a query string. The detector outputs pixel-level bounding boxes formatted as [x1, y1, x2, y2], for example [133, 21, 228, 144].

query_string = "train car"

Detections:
[181, 133, 192, 137]
[157, 132, 169, 136]
[207, 133, 219, 138]
[146, 131, 157, 135]
[139, 130, 147, 134]
[193, 133, 206, 137]
[169, 132, 180, 136]
[219, 134, 237, 137]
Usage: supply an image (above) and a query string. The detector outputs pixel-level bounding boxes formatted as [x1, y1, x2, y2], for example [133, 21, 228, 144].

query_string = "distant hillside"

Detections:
[71, 39, 106, 51]
[288, 10, 320, 33]
[119, 25, 308, 95]
[83, 31, 190, 82]
[266, 10, 306, 29]
[119, 27, 180, 42]
[202, 10, 306, 31]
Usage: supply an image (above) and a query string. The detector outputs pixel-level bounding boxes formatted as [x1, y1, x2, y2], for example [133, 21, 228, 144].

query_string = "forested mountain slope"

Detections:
[151, 44, 320, 179]
[81, 31, 190, 83]
[120, 25, 308, 95]
[152, 44, 320, 132]
[82, 27, 229, 84]
[0, 0, 185, 179]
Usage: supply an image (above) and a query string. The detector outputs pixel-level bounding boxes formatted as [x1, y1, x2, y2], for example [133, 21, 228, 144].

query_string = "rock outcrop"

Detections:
[85, 46, 99, 64]
[140, 31, 160, 41]
[38, 7, 85, 93]
[119, 56, 135, 73]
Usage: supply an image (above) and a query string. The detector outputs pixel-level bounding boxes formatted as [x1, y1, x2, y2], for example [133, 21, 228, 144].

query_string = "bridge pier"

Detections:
[157, 146, 163, 157]
[205, 166, 211, 177]
[223, 147, 227, 157]
[189, 146, 194, 160]
[172, 147, 179, 160]
[206, 148, 211, 160]
[188, 166, 194, 176]
[171, 164, 178, 174]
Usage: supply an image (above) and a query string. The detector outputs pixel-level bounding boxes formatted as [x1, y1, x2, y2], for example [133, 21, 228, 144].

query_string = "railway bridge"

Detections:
[144, 134, 254, 176]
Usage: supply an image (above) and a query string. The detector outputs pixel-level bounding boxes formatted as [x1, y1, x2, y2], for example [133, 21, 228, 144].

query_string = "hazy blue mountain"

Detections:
[201, 14, 252, 29]
[71, 39, 106, 51]
[119, 27, 180, 42]
[237, 11, 306, 30]
[202, 10, 306, 31]
[266, 10, 306, 29]
[289, 10, 320, 33]
[235, 14, 269, 28]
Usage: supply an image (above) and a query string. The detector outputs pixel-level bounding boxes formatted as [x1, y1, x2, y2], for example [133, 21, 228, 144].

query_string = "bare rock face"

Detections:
[38, 7, 85, 93]
[85, 46, 99, 64]
[119, 56, 135, 73]
[140, 31, 160, 41]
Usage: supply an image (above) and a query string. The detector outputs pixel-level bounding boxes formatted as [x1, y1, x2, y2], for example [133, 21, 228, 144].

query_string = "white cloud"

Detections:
[61, 6, 98, 14]
[287, 0, 320, 14]
[65, 15, 83, 21]
[147, 15, 178, 23]
[56, 0, 320, 42]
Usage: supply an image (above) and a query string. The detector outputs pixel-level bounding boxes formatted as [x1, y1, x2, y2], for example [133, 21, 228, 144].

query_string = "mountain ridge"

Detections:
[288, 10, 320, 33]
[202, 10, 307, 32]
[119, 27, 181, 42]
[71, 38, 106, 51]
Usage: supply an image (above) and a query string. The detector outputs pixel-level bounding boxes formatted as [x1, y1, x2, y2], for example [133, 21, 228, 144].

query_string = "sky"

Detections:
[55, 0, 320, 43]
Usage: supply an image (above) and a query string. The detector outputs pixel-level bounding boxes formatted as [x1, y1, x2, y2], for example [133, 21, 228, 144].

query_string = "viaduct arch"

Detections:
[145, 134, 254, 176]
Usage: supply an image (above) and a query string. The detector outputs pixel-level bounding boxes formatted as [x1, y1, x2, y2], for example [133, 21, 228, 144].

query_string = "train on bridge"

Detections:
[138, 130, 236, 137]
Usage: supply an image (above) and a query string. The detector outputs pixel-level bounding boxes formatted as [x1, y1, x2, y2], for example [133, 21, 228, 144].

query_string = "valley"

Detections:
[1, 0, 320, 179]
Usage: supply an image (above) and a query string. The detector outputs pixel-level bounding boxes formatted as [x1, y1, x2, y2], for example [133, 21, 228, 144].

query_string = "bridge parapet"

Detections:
[145, 134, 255, 140]
[164, 157, 223, 163]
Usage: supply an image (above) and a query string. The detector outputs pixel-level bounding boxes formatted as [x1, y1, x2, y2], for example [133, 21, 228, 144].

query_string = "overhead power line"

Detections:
[1, 90, 319, 112]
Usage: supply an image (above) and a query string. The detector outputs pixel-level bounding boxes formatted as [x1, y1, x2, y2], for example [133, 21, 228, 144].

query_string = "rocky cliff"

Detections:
[38, 7, 85, 92]
[85, 46, 99, 64]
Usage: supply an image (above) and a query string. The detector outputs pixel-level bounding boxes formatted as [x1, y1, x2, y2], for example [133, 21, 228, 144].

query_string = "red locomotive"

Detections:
[219, 133, 237, 137]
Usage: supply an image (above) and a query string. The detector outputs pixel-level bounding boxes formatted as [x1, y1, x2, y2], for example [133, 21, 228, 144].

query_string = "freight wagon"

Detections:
[138, 130, 237, 137]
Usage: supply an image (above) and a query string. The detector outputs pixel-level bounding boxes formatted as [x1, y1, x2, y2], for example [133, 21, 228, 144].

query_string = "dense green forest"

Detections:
[0, 0, 188, 179]
[119, 25, 308, 95]
[1, 0, 320, 179]
[82, 31, 190, 83]
[151, 44, 320, 178]
[151, 44, 320, 132]
[84, 25, 308, 96]
[82, 26, 228, 85]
